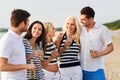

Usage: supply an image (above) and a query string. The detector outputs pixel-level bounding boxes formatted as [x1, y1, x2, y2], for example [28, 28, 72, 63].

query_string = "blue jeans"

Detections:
[83, 69, 106, 80]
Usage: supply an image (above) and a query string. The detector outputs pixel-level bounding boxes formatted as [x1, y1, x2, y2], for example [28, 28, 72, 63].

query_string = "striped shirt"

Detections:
[60, 33, 80, 68]
[23, 38, 44, 80]
[44, 42, 57, 64]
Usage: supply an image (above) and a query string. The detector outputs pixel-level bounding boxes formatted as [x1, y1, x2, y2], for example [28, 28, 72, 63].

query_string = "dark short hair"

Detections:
[11, 9, 30, 27]
[80, 6, 95, 19]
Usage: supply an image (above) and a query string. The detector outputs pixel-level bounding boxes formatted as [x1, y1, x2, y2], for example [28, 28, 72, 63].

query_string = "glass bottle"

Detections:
[29, 59, 37, 80]
[39, 41, 44, 61]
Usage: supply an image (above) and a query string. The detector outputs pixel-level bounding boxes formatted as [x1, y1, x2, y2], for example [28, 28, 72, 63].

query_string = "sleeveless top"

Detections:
[44, 42, 57, 64]
[59, 33, 80, 68]
[23, 38, 44, 80]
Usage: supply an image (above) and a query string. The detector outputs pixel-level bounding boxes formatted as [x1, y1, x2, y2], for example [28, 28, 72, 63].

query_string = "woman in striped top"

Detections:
[55, 16, 82, 80]
[42, 22, 61, 80]
[23, 21, 46, 80]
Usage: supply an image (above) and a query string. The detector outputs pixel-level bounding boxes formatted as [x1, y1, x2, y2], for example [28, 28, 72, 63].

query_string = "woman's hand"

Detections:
[51, 49, 59, 58]
[33, 50, 44, 57]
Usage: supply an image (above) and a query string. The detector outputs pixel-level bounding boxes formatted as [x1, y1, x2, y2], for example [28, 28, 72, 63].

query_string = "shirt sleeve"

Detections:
[0, 37, 13, 58]
[101, 26, 112, 45]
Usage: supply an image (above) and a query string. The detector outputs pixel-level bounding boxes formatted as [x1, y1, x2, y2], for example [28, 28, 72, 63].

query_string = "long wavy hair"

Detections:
[62, 16, 81, 46]
[24, 20, 46, 50]
[44, 22, 55, 42]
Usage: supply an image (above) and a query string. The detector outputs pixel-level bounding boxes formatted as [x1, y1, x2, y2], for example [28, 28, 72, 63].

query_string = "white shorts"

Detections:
[43, 69, 61, 80]
[60, 66, 82, 80]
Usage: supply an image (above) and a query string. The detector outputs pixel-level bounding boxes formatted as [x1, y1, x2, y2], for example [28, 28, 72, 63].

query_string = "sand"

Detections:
[0, 30, 120, 80]
[105, 30, 120, 80]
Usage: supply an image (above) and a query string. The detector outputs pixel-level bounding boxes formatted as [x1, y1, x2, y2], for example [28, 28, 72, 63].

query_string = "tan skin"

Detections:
[0, 19, 35, 72]
[0, 57, 35, 71]
[55, 18, 76, 55]
[25, 23, 44, 60]
[80, 14, 114, 58]
[42, 26, 59, 72]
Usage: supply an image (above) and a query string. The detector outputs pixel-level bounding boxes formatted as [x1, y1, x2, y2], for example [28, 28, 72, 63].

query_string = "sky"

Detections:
[0, 0, 120, 28]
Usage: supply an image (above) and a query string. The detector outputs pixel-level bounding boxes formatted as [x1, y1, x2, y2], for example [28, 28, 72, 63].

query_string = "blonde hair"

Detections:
[44, 22, 54, 40]
[44, 22, 54, 35]
[62, 16, 81, 46]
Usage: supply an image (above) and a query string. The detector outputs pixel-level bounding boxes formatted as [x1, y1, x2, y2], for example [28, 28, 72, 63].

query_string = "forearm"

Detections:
[42, 56, 54, 68]
[100, 43, 114, 56]
[0, 63, 28, 71]
[91, 43, 114, 58]
[59, 46, 67, 55]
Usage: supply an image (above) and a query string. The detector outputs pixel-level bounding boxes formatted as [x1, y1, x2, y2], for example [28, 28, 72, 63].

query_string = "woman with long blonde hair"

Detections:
[55, 16, 82, 80]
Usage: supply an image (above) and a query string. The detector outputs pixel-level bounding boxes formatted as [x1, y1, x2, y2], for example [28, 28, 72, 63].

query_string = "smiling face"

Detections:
[80, 14, 91, 27]
[48, 26, 56, 37]
[44, 22, 56, 40]
[66, 18, 76, 35]
[31, 23, 42, 38]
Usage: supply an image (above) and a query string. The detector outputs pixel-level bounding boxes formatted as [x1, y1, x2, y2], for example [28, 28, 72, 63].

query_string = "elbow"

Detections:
[111, 43, 114, 52]
[0, 63, 7, 71]
[0, 64, 4, 71]
[109, 43, 114, 53]
[0, 57, 8, 71]
[111, 47, 114, 52]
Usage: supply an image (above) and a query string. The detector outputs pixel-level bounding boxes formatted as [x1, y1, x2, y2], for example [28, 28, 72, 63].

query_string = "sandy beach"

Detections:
[0, 30, 120, 80]
[105, 30, 120, 80]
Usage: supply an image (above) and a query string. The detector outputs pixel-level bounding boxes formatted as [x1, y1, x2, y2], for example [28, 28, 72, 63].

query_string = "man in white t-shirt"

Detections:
[0, 9, 35, 80]
[80, 6, 114, 80]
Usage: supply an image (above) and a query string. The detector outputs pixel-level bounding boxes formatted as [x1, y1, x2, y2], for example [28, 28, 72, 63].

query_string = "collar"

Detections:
[9, 29, 22, 39]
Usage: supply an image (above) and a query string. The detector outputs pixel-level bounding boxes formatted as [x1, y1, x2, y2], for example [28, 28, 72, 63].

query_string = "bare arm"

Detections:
[58, 41, 72, 55]
[0, 57, 35, 71]
[26, 50, 44, 60]
[54, 32, 72, 55]
[91, 43, 114, 58]
[54, 33, 63, 48]
[101, 43, 114, 55]
[41, 56, 54, 68]
[41, 50, 58, 68]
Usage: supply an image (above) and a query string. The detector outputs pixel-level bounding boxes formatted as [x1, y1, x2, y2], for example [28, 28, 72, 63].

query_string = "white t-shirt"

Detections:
[80, 22, 112, 71]
[0, 29, 27, 80]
